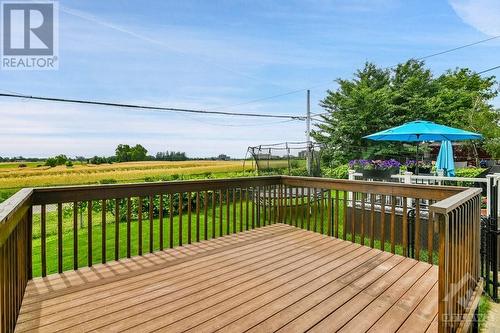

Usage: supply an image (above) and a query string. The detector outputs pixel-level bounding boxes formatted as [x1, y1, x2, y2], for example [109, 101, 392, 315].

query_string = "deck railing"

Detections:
[0, 176, 482, 333]
[431, 188, 483, 333]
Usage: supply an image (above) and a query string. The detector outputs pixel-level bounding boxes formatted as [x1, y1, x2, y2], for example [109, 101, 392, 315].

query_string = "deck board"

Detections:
[16, 224, 438, 333]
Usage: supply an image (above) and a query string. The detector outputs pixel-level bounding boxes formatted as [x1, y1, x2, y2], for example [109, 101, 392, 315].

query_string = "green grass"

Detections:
[0, 161, 41, 169]
[478, 295, 491, 332]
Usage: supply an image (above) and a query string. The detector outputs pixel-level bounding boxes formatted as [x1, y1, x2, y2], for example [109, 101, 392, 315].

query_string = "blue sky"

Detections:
[0, 0, 499, 158]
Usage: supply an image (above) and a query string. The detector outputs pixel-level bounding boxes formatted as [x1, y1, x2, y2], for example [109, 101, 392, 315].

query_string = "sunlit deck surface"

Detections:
[16, 224, 438, 333]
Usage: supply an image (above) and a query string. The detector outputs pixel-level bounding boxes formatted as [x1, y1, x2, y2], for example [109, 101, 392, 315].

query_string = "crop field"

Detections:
[0, 160, 255, 202]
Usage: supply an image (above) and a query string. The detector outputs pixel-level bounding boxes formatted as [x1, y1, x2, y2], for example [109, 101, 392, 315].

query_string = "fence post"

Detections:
[487, 174, 493, 218]
[348, 170, 355, 205]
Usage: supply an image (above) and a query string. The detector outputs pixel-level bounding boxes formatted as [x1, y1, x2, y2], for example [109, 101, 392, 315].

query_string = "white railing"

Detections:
[348, 170, 500, 218]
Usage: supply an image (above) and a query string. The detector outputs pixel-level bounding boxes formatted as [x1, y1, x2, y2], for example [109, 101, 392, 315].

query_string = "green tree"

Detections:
[115, 144, 148, 162]
[313, 60, 499, 165]
[130, 144, 148, 161]
[115, 144, 131, 162]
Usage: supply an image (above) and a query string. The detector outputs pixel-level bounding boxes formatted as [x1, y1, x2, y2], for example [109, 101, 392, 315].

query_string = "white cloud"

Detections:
[449, 0, 500, 36]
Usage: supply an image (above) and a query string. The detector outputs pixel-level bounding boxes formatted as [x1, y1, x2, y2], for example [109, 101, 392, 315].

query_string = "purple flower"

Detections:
[349, 159, 400, 171]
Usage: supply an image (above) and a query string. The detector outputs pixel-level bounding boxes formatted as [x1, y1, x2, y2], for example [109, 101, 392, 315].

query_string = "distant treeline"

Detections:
[1, 144, 232, 166]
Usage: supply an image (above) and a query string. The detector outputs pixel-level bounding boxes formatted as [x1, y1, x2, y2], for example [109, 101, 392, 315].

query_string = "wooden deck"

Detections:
[15, 224, 438, 333]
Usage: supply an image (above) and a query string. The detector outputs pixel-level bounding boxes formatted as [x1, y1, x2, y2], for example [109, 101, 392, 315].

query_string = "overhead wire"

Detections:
[0, 93, 306, 120]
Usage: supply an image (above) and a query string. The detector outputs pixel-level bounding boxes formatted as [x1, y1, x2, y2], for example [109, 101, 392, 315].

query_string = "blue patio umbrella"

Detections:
[363, 120, 482, 142]
[436, 140, 455, 176]
[363, 120, 482, 174]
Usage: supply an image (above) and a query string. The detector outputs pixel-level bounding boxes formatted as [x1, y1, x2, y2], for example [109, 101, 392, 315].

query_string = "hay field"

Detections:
[0, 160, 253, 201]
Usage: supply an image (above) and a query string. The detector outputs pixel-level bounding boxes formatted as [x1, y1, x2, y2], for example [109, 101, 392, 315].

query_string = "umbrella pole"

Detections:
[415, 143, 419, 175]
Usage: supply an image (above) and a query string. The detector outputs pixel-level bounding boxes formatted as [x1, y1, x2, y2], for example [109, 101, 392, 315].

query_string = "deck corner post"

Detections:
[437, 211, 449, 333]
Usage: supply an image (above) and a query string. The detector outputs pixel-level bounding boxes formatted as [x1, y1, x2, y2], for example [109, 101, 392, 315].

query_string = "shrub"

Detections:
[45, 158, 57, 167]
[18, 163, 27, 168]
[455, 167, 487, 178]
[65, 161, 73, 167]
[99, 178, 117, 184]
[323, 164, 349, 179]
[290, 167, 308, 176]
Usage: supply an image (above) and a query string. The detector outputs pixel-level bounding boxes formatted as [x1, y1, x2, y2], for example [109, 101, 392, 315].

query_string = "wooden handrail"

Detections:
[281, 176, 464, 201]
[31, 176, 282, 205]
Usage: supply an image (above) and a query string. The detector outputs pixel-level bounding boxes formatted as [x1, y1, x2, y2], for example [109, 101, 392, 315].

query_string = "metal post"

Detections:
[306, 89, 312, 176]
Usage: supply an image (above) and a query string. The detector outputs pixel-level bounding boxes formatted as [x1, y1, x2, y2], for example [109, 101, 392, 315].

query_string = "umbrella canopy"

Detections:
[363, 120, 482, 142]
[436, 140, 455, 177]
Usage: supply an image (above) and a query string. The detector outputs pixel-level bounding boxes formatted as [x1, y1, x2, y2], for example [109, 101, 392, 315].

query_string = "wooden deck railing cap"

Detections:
[429, 187, 482, 215]
[0, 187, 33, 246]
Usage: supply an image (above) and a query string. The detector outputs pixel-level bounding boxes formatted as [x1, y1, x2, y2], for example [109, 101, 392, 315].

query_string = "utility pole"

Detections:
[306, 89, 312, 176]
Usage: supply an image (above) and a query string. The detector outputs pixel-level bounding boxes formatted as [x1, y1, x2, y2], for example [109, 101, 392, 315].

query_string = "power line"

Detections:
[209, 34, 500, 111]
[478, 64, 500, 75]
[0, 93, 306, 120]
[414, 35, 500, 62]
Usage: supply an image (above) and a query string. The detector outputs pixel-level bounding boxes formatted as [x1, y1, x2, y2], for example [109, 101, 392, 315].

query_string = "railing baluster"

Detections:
[390, 196, 396, 254]
[239, 188, 243, 231]
[127, 198, 131, 258]
[179, 193, 183, 246]
[226, 189, 230, 234]
[327, 190, 332, 237]
[301, 187, 305, 229]
[196, 192, 200, 242]
[204, 190, 208, 240]
[87, 200, 93, 266]
[380, 195, 386, 251]
[313, 188, 318, 232]
[281, 185, 288, 224]
[187, 192, 192, 245]
[245, 188, 249, 229]
[307, 187, 311, 230]
[262, 186, 266, 226]
[149, 196, 154, 252]
[212, 191, 216, 238]
[101, 199, 106, 264]
[73, 202, 78, 270]
[115, 198, 119, 260]
[289, 186, 293, 226]
[402, 197, 407, 256]
[428, 200, 434, 264]
[251, 188, 256, 229]
[320, 190, 324, 234]
[334, 190, 339, 238]
[415, 200, 420, 260]
[57, 203, 63, 273]
[293, 187, 299, 227]
[159, 194, 164, 250]
[219, 190, 223, 236]
[41, 204, 46, 277]
[370, 194, 375, 248]
[138, 197, 142, 256]
[360, 192, 365, 246]
[351, 192, 356, 243]
[343, 190, 347, 240]
[169, 194, 174, 248]
[232, 189, 236, 232]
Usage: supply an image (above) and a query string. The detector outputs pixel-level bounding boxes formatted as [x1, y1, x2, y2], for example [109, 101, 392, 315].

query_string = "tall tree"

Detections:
[313, 60, 499, 165]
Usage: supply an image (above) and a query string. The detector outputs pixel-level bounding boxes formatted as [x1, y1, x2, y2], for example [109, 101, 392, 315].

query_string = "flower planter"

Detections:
[407, 166, 432, 174]
[358, 168, 399, 180]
